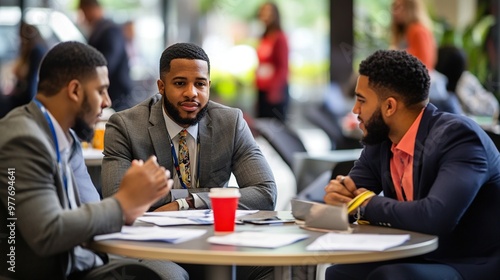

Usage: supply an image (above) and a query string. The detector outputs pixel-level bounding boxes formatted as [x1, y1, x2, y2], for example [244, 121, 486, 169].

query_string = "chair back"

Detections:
[253, 118, 307, 169]
[305, 104, 362, 150]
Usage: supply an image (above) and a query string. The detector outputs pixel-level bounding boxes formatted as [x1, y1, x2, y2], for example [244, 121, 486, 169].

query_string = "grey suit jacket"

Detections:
[102, 95, 277, 210]
[0, 102, 123, 279]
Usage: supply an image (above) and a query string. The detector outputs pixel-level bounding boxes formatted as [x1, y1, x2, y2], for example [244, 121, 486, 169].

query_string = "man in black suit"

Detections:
[79, 0, 133, 111]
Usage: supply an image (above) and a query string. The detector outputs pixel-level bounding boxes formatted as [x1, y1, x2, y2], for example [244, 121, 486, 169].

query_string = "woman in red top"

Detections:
[255, 2, 290, 121]
[390, 0, 436, 70]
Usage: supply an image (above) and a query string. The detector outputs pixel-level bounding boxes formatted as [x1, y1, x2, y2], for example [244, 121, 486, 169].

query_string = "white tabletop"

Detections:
[90, 211, 437, 279]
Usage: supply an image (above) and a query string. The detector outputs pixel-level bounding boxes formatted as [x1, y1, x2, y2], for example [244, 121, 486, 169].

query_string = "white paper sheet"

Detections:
[306, 233, 410, 251]
[138, 210, 259, 226]
[94, 226, 206, 244]
[137, 216, 213, 226]
[207, 232, 309, 248]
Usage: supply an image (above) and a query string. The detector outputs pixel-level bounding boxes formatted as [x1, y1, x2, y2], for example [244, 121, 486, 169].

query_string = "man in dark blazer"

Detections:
[102, 43, 277, 212]
[0, 41, 187, 279]
[324, 50, 500, 280]
[79, 0, 133, 111]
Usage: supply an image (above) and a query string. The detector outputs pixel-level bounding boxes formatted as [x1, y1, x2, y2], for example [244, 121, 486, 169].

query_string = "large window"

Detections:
[195, 0, 330, 114]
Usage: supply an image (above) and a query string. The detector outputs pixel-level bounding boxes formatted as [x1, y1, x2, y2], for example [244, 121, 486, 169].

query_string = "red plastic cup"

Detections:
[209, 188, 241, 235]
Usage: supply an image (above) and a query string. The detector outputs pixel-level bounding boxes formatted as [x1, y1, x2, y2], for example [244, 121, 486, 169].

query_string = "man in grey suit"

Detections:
[0, 42, 187, 279]
[102, 42, 277, 212]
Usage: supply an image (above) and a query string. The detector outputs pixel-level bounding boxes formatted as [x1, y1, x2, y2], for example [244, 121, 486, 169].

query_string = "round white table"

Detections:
[90, 211, 438, 280]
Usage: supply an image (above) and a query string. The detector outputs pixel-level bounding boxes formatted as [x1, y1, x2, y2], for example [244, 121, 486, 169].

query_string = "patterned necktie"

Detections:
[178, 129, 191, 187]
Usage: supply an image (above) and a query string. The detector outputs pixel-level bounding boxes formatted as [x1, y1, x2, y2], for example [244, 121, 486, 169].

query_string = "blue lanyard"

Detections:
[33, 99, 68, 192]
[169, 131, 200, 189]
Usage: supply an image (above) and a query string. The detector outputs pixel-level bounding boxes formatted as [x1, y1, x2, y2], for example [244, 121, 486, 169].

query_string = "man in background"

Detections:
[79, 0, 133, 111]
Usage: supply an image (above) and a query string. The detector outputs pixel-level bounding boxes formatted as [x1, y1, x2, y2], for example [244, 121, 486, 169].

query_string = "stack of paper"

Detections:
[137, 210, 259, 226]
[94, 226, 206, 244]
[207, 232, 309, 248]
[306, 233, 410, 251]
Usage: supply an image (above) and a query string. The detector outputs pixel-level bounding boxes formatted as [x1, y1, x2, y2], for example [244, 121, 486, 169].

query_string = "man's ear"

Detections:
[384, 97, 398, 117]
[156, 79, 164, 94]
[67, 79, 82, 103]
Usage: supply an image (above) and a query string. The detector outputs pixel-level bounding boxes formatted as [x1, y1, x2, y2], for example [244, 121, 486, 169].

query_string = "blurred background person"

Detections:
[79, 0, 133, 112]
[390, 0, 436, 70]
[436, 45, 499, 119]
[255, 2, 290, 122]
[1, 22, 47, 118]
[122, 20, 140, 68]
[391, 0, 462, 114]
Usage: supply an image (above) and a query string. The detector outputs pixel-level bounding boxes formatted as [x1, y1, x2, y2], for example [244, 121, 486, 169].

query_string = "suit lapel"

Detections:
[382, 143, 398, 198]
[198, 104, 213, 186]
[27, 101, 70, 208]
[148, 97, 173, 170]
[412, 104, 435, 200]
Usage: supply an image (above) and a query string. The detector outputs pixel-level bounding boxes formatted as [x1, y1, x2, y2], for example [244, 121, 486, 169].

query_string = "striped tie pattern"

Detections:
[178, 129, 191, 187]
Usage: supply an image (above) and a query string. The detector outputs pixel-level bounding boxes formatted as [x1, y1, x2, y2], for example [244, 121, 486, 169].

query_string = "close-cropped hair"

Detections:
[159, 42, 210, 77]
[37, 41, 107, 96]
[359, 49, 430, 106]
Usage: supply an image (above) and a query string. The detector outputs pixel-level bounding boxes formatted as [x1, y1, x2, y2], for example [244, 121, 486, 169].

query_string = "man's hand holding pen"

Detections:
[324, 175, 369, 206]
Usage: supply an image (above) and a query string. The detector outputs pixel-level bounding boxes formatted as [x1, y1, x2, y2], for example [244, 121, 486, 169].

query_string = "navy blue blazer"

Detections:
[350, 104, 500, 280]
[88, 19, 132, 111]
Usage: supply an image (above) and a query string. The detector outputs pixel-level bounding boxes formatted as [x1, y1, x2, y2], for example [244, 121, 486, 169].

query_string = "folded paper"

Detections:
[304, 202, 350, 231]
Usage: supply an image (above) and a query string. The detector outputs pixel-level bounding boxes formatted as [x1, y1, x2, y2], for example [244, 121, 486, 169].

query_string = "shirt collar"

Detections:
[391, 108, 425, 157]
[162, 106, 199, 139]
[45, 110, 72, 157]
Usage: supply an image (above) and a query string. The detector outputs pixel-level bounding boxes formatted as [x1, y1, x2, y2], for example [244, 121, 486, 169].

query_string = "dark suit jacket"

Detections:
[350, 104, 500, 280]
[88, 19, 132, 111]
[0, 102, 123, 279]
[102, 95, 277, 210]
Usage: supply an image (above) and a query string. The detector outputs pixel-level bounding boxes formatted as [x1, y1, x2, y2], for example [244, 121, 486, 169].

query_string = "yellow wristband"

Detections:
[347, 190, 375, 214]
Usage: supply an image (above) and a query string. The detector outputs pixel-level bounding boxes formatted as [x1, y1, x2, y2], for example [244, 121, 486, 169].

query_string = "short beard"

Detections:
[361, 108, 390, 145]
[163, 95, 208, 126]
[72, 94, 95, 142]
[73, 117, 94, 142]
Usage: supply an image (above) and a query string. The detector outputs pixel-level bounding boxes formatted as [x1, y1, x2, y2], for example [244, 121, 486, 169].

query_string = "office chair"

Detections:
[305, 103, 362, 150]
[252, 118, 307, 169]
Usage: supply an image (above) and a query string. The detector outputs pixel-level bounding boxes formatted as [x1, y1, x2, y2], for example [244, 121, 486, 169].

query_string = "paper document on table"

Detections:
[306, 233, 410, 251]
[143, 210, 258, 218]
[94, 226, 206, 244]
[139, 210, 259, 226]
[138, 216, 213, 226]
[207, 232, 309, 248]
